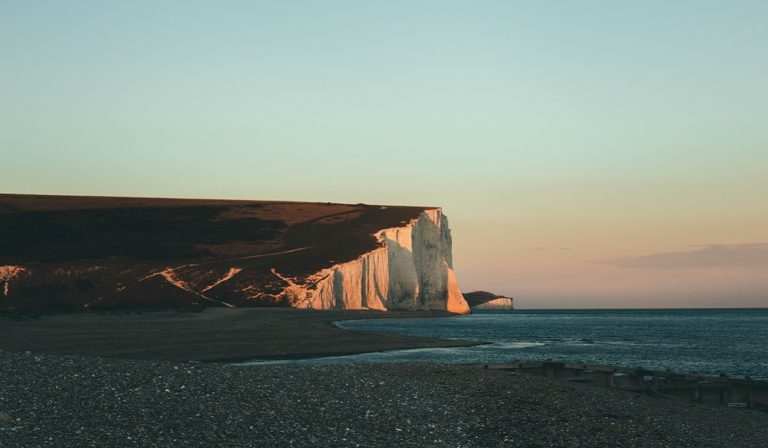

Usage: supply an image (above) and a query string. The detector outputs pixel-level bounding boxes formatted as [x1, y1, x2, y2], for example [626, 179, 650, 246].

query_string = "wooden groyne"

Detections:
[483, 361, 768, 411]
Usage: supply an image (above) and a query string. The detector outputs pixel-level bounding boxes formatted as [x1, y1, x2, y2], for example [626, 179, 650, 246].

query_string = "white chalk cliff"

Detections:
[275, 209, 470, 314]
[471, 297, 514, 310]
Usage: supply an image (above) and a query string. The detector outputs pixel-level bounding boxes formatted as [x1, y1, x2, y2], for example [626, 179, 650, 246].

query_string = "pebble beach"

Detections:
[2, 351, 768, 447]
[1, 309, 767, 447]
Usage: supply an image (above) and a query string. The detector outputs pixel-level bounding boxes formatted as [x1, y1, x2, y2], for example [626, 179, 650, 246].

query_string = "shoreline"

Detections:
[2, 307, 763, 381]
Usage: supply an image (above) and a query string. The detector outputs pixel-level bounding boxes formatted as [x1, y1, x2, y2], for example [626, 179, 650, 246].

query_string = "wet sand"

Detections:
[0, 308, 477, 362]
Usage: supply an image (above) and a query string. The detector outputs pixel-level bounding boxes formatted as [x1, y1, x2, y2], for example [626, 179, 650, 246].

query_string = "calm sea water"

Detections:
[245, 309, 768, 379]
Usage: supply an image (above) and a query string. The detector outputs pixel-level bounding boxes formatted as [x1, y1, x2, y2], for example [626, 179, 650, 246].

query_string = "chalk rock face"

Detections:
[282, 210, 470, 314]
[463, 291, 514, 310]
[471, 297, 514, 310]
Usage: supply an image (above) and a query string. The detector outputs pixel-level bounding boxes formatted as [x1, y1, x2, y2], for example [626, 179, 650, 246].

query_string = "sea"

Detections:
[244, 308, 768, 380]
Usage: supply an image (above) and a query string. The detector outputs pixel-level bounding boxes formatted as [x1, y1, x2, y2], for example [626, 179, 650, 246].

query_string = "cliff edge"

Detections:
[0, 194, 469, 314]
[463, 291, 514, 310]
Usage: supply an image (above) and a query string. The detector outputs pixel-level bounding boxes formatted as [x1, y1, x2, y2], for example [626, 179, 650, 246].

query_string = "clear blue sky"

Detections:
[2, 1, 766, 307]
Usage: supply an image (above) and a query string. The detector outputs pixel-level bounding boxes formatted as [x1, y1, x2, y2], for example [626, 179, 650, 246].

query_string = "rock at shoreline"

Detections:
[463, 291, 514, 310]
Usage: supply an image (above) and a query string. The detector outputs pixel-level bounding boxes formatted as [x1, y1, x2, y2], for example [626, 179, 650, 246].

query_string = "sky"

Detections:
[1, 1, 766, 308]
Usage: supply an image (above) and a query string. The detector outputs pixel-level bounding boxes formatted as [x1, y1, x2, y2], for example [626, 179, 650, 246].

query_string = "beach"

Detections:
[1, 309, 767, 447]
[0, 308, 477, 362]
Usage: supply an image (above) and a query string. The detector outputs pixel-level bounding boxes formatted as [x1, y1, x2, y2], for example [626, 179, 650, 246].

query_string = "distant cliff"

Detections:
[0, 194, 469, 314]
[463, 291, 514, 310]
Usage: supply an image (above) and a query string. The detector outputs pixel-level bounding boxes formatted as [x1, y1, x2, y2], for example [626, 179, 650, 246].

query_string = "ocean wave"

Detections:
[486, 342, 547, 349]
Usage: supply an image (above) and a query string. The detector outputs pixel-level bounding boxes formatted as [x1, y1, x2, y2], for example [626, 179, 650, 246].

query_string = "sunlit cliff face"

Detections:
[274, 209, 470, 314]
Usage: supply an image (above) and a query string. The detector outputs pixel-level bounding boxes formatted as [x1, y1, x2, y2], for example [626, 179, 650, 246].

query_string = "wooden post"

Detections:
[720, 386, 729, 405]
